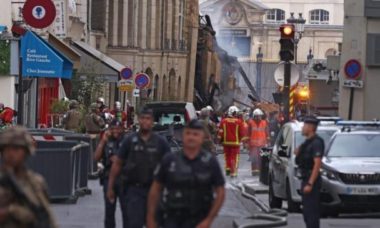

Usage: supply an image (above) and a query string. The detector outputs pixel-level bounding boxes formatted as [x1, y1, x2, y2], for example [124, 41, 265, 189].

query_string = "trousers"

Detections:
[102, 178, 128, 228]
[125, 186, 150, 228]
[302, 177, 322, 228]
[249, 146, 262, 171]
[161, 213, 205, 228]
[223, 146, 240, 176]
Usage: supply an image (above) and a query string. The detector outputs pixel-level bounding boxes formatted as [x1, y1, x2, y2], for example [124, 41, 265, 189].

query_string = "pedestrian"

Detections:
[295, 116, 324, 228]
[146, 119, 226, 228]
[199, 107, 217, 154]
[107, 107, 170, 228]
[63, 100, 82, 132]
[110, 101, 127, 128]
[0, 126, 57, 228]
[94, 120, 128, 228]
[247, 108, 270, 176]
[217, 106, 246, 177]
[85, 103, 106, 134]
[268, 111, 281, 146]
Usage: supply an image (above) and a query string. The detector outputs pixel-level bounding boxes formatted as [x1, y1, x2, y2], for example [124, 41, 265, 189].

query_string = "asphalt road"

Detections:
[52, 153, 262, 228]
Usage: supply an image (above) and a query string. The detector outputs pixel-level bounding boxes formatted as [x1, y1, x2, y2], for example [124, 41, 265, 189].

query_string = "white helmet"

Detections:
[253, 108, 264, 116]
[206, 105, 214, 112]
[228, 106, 239, 116]
[97, 97, 105, 104]
[115, 101, 121, 110]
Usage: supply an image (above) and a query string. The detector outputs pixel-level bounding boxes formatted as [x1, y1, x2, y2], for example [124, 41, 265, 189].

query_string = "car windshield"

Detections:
[327, 134, 380, 157]
[295, 130, 336, 148]
[153, 112, 185, 130]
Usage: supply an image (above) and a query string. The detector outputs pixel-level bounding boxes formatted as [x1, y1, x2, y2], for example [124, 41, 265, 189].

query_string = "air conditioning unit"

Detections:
[305, 59, 332, 81]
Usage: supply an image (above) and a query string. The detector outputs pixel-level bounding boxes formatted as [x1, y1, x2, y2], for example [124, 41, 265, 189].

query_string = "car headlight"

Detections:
[320, 168, 339, 181]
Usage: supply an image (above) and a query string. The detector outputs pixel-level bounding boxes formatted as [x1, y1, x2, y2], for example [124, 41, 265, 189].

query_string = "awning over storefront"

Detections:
[48, 33, 81, 70]
[71, 41, 124, 82]
[21, 31, 73, 79]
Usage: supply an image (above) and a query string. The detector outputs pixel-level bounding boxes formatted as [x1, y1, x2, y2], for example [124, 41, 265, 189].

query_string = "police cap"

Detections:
[0, 126, 35, 155]
[303, 116, 320, 126]
[139, 107, 154, 117]
[185, 119, 204, 130]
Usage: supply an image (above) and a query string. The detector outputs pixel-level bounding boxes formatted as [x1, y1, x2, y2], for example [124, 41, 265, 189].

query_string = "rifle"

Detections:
[0, 172, 52, 228]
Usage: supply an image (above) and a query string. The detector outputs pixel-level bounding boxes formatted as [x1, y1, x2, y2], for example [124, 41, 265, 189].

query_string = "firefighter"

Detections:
[218, 106, 246, 177]
[110, 101, 127, 128]
[248, 109, 270, 176]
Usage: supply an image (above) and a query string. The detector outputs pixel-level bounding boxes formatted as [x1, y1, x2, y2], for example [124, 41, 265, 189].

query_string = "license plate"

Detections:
[346, 187, 379, 195]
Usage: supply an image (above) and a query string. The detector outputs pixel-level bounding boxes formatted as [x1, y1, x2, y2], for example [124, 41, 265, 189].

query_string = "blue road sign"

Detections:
[134, 73, 150, 89]
[121, 67, 133, 80]
[344, 59, 362, 80]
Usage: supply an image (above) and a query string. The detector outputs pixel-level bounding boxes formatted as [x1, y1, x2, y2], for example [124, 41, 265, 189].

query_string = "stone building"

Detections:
[101, 0, 199, 102]
[200, 0, 344, 103]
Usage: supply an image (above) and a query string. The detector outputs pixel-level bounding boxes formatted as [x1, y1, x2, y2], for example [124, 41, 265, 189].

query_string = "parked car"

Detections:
[320, 121, 380, 214]
[144, 102, 197, 150]
[268, 119, 340, 212]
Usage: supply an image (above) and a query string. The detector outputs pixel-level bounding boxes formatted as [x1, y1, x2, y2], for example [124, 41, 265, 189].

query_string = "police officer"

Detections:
[0, 126, 57, 228]
[295, 116, 324, 228]
[94, 120, 128, 228]
[107, 107, 170, 228]
[147, 119, 226, 228]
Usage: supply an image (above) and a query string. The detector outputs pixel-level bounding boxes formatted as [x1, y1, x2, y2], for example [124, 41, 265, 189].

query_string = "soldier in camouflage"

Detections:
[0, 126, 57, 228]
[63, 100, 82, 132]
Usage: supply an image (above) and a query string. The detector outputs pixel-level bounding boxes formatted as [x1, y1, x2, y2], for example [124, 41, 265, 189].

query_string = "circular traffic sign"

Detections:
[120, 67, 133, 80]
[23, 0, 56, 29]
[134, 73, 150, 89]
[344, 59, 362, 80]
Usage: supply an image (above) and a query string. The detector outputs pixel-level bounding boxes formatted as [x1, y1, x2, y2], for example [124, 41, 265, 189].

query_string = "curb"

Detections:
[243, 183, 269, 195]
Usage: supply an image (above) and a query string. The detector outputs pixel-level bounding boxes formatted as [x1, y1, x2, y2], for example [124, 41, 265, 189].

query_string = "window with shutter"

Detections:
[367, 34, 380, 67]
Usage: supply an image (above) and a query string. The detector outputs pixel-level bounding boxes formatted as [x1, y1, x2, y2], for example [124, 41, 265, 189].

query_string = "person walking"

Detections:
[295, 116, 324, 228]
[63, 100, 82, 132]
[94, 120, 128, 228]
[110, 101, 127, 128]
[107, 107, 170, 228]
[247, 108, 269, 175]
[0, 126, 57, 228]
[198, 107, 217, 154]
[147, 119, 226, 228]
[217, 106, 246, 177]
[85, 103, 106, 134]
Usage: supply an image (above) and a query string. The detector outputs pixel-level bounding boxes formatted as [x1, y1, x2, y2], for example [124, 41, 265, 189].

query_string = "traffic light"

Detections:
[279, 24, 295, 62]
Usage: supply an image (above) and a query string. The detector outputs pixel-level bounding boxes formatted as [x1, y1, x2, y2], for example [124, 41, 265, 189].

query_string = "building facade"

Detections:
[103, 0, 199, 102]
[339, 0, 380, 120]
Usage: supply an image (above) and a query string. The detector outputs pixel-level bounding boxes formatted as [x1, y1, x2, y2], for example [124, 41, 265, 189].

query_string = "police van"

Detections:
[268, 118, 340, 212]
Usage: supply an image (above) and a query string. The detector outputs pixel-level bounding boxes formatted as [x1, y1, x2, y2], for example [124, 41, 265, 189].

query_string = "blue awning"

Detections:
[21, 31, 73, 79]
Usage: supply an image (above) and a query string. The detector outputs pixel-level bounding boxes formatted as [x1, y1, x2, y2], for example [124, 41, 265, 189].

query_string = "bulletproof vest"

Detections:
[124, 134, 163, 185]
[163, 152, 214, 215]
[296, 138, 317, 171]
[103, 138, 122, 172]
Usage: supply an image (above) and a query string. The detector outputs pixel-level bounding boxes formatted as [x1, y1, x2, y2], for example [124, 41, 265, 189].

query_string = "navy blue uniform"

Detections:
[118, 132, 170, 228]
[296, 135, 325, 228]
[154, 150, 225, 228]
[101, 135, 128, 228]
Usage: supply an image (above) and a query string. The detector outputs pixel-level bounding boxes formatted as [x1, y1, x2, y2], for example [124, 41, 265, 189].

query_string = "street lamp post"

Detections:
[256, 47, 263, 99]
[287, 13, 306, 64]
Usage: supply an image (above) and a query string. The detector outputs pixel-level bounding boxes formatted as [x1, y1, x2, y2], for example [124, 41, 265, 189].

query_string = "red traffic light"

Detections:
[279, 24, 295, 39]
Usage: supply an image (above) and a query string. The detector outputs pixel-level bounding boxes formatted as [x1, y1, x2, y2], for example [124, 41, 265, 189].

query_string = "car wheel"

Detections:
[269, 175, 282, 209]
[286, 180, 301, 213]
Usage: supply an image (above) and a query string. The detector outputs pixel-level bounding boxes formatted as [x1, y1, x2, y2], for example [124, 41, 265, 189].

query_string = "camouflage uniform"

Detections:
[85, 103, 106, 134]
[63, 100, 82, 132]
[0, 127, 57, 228]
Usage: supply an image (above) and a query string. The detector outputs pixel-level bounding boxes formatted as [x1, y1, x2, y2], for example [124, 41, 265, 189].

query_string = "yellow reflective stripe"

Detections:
[236, 124, 239, 144]
[223, 141, 240, 146]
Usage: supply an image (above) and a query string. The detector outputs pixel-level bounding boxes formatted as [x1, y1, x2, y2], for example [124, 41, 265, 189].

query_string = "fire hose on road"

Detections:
[232, 183, 288, 228]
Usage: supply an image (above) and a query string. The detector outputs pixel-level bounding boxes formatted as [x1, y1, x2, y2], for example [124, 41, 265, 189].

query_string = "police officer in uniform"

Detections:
[147, 119, 226, 228]
[0, 126, 57, 228]
[107, 108, 170, 228]
[295, 116, 324, 228]
[94, 120, 128, 228]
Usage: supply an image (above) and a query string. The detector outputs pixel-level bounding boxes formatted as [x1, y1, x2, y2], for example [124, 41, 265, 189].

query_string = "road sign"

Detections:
[274, 62, 300, 87]
[134, 73, 150, 89]
[133, 89, 140, 97]
[343, 80, 364, 88]
[120, 67, 133, 80]
[23, 0, 56, 29]
[344, 59, 362, 80]
[117, 79, 134, 92]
